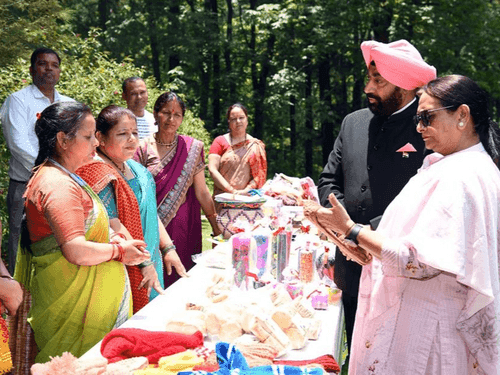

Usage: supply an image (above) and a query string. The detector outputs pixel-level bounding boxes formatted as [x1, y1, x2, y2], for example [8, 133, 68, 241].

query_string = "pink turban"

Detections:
[361, 39, 437, 90]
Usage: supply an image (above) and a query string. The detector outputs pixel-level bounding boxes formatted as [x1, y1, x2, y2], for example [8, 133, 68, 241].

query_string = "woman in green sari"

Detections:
[12, 102, 149, 371]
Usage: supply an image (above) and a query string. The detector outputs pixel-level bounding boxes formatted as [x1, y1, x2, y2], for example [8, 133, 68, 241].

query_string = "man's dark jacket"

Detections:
[318, 100, 426, 296]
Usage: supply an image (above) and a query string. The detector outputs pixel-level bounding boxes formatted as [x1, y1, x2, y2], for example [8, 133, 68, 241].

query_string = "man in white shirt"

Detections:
[122, 77, 157, 139]
[1, 47, 73, 273]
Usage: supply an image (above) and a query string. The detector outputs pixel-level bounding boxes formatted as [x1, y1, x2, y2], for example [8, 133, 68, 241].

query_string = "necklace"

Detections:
[155, 133, 177, 147]
[98, 150, 126, 175]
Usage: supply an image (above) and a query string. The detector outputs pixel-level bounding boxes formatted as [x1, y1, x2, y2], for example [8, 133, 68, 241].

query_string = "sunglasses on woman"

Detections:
[413, 105, 456, 127]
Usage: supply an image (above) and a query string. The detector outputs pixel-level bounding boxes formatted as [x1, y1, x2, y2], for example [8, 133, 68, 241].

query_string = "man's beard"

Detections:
[366, 87, 403, 116]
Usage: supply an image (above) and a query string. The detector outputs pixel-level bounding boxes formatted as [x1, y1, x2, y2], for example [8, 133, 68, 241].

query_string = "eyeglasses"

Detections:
[413, 105, 456, 127]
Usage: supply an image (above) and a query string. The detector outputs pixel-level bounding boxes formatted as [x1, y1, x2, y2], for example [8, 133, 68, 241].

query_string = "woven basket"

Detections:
[217, 206, 264, 239]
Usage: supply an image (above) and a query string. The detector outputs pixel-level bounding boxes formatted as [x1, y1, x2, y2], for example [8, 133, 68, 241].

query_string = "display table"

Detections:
[80, 245, 346, 371]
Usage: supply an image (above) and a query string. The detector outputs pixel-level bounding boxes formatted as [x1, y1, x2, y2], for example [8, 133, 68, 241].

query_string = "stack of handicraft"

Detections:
[205, 180, 341, 312]
[184, 183, 348, 363]
[215, 193, 266, 239]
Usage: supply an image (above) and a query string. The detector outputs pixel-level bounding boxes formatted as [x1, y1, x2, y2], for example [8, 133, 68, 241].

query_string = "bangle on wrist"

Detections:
[0, 275, 14, 280]
[109, 244, 116, 261]
[206, 213, 217, 219]
[161, 244, 176, 255]
[138, 259, 154, 268]
[111, 232, 126, 241]
[115, 243, 125, 262]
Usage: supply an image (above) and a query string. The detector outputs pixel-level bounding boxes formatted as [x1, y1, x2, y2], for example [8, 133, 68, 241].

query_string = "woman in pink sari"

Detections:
[208, 103, 267, 212]
[134, 92, 221, 285]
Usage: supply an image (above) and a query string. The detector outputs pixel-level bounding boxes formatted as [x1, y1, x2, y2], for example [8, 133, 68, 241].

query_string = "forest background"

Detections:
[1, 0, 500, 258]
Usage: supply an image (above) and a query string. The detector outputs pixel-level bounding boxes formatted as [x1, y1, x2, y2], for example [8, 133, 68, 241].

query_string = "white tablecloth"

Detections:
[80, 247, 346, 370]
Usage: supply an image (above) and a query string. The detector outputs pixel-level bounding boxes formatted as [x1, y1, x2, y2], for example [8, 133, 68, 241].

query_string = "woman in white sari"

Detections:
[307, 75, 500, 374]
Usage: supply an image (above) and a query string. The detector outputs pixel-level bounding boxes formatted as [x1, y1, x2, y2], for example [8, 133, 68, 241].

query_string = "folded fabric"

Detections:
[192, 347, 219, 372]
[30, 352, 108, 375]
[273, 354, 340, 373]
[134, 351, 205, 375]
[179, 342, 324, 375]
[133, 369, 169, 375]
[158, 350, 203, 372]
[100, 328, 203, 364]
[360, 39, 436, 90]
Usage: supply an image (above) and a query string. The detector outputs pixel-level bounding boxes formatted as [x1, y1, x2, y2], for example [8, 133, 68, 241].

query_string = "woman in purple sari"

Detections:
[134, 92, 221, 285]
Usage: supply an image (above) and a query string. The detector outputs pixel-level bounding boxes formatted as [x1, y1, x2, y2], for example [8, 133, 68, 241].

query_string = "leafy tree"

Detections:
[30, 0, 500, 181]
[0, 0, 69, 66]
[0, 30, 211, 266]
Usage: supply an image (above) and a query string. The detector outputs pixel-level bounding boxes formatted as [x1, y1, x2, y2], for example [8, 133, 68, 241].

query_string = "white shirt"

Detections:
[136, 109, 157, 140]
[1, 84, 74, 181]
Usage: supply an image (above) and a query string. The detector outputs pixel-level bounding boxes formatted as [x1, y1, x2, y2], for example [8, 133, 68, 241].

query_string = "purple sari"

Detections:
[134, 134, 205, 286]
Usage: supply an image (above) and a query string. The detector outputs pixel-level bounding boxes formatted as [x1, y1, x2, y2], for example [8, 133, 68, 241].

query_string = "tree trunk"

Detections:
[305, 58, 313, 177]
[352, 31, 363, 112]
[225, 0, 235, 101]
[290, 95, 297, 173]
[146, 0, 161, 85]
[98, 0, 108, 31]
[168, 2, 181, 70]
[372, 1, 393, 43]
[318, 58, 334, 166]
[249, 0, 259, 136]
[211, 0, 220, 130]
[253, 33, 275, 140]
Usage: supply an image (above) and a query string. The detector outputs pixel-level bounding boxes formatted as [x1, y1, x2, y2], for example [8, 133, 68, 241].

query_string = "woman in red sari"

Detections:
[208, 103, 267, 211]
[134, 92, 221, 285]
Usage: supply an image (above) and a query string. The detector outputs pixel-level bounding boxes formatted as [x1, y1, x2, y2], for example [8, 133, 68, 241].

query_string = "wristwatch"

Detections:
[344, 223, 363, 247]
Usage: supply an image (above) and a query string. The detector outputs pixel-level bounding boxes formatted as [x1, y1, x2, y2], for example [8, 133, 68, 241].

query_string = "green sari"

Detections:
[14, 166, 132, 363]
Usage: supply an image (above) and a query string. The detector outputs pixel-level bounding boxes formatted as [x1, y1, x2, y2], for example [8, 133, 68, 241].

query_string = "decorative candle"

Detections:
[252, 229, 270, 278]
[299, 248, 314, 283]
[232, 233, 251, 289]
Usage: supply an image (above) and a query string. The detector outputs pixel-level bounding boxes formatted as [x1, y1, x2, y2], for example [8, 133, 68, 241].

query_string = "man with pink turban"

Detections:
[317, 39, 436, 354]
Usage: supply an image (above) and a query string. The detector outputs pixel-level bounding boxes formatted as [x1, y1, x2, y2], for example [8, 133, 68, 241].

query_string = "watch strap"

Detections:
[345, 224, 363, 245]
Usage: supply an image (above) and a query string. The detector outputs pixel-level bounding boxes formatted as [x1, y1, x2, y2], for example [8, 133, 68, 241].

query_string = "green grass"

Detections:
[201, 216, 213, 252]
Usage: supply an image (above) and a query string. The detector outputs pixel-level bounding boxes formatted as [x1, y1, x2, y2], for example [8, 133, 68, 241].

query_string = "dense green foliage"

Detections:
[3, 0, 500, 265]
[0, 0, 69, 67]
[0, 31, 211, 262]
[59, 0, 500, 178]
